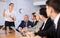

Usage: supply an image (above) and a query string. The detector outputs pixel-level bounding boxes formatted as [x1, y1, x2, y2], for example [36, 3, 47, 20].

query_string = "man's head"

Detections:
[24, 15, 29, 22]
[31, 13, 36, 20]
[46, 0, 60, 19]
[39, 8, 48, 21]
[9, 3, 14, 9]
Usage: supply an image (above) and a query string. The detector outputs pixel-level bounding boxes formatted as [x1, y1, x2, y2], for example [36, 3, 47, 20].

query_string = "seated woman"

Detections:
[27, 14, 44, 33]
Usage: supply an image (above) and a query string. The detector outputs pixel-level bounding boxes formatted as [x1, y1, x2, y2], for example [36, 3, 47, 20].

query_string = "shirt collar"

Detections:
[54, 14, 60, 26]
[44, 18, 48, 24]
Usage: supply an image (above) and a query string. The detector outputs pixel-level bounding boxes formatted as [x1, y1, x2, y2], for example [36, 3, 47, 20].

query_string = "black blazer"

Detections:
[57, 18, 60, 38]
[32, 21, 38, 27]
[18, 20, 33, 28]
[50, 18, 60, 38]
[35, 18, 55, 38]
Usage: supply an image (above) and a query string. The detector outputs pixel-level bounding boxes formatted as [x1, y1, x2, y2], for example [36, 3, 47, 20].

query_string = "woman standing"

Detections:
[2, 3, 16, 30]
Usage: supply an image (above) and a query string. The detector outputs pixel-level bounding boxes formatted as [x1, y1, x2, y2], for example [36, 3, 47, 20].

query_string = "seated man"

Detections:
[31, 13, 38, 27]
[17, 15, 33, 33]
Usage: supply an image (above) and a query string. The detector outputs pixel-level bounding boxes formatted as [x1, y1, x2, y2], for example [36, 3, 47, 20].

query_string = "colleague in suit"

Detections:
[17, 15, 33, 32]
[46, 0, 60, 38]
[31, 13, 38, 27]
[34, 8, 55, 38]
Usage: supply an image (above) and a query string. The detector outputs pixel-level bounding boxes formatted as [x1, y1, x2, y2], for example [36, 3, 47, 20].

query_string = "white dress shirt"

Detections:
[33, 20, 36, 24]
[4, 9, 16, 22]
[42, 19, 47, 30]
[54, 14, 60, 29]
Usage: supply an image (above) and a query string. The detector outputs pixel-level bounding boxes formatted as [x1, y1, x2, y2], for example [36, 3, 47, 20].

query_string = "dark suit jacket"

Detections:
[32, 21, 38, 27]
[57, 18, 60, 38]
[50, 18, 60, 38]
[35, 18, 55, 38]
[18, 20, 33, 28]
[51, 18, 60, 38]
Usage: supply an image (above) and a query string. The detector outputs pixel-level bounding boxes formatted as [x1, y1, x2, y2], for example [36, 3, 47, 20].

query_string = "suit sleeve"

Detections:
[28, 21, 33, 27]
[16, 21, 23, 32]
[34, 25, 55, 37]
[18, 21, 23, 28]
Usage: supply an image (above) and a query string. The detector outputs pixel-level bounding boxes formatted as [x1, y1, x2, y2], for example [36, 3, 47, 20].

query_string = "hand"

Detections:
[18, 27, 22, 32]
[10, 16, 14, 20]
[35, 29, 40, 32]
[22, 27, 28, 33]
[29, 25, 31, 28]
[34, 35, 41, 38]
[25, 32, 34, 37]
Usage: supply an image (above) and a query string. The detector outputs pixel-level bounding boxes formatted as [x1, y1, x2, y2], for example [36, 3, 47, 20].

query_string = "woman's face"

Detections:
[39, 15, 44, 20]
[9, 4, 14, 9]
[36, 15, 40, 21]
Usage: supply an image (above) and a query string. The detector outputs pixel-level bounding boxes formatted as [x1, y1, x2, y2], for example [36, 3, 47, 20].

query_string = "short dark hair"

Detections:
[39, 8, 48, 18]
[46, 0, 60, 13]
[32, 12, 36, 15]
[32, 12, 36, 18]
[9, 3, 14, 6]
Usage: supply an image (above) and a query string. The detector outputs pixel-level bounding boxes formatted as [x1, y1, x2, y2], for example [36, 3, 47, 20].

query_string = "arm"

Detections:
[10, 16, 14, 20]
[10, 11, 16, 21]
[16, 21, 23, 32]
[34, 25, 54, 36]
[28, 21, 33, 28]
[18, 21, 24, 28]
[2, 8, 6, 17]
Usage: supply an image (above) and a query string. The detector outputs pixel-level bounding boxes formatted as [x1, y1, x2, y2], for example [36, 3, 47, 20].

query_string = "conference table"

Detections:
[0, 27, 39, 38]
[0, 27, 46, 38]
[0, 28, 23, 38]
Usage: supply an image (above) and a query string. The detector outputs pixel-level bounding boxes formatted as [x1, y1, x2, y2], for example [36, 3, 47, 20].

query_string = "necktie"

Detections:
[53, 22, 56, 30]
[33, 21, 35, 24]
[51, 19, 56, 30]
[26, 22, 27, 27]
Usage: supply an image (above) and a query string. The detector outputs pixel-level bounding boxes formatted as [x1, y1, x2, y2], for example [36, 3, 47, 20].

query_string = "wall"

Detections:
[33, 0, 47, 5]
[0, 0, 40, 28]
[0, 0, 11, 25]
